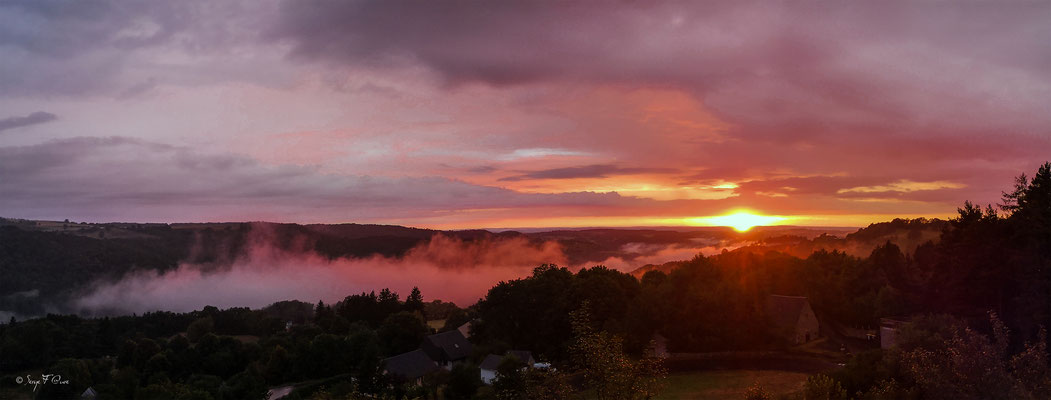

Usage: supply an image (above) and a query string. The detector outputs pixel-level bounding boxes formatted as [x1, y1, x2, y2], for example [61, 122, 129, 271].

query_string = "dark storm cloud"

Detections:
[0, 111, 56, 132]
[0, 0, 273, 96]
[270, 1, 742, 85]
[499, 164, 679, 182]
[270, 1, 1051, 145]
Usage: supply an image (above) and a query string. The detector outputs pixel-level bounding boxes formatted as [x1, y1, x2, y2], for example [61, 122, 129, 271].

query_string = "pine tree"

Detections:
[405, 287, 425, 317]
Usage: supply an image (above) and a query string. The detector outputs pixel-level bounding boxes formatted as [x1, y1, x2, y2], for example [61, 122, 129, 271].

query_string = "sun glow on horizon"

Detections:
[687, 211, 787, 232]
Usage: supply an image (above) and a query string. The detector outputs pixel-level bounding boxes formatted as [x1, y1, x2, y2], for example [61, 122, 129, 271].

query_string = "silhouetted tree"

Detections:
[377, 311, 428, 356]
[569, 304, 665, 400]
[218, 369, 267, 400]
[446, 363, 482, 399]
[187, 317, 214, 343]
[405, 286, 425, 317]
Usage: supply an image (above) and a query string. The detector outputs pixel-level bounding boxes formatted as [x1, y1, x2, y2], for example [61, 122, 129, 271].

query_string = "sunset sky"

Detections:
[1, 1, 1049, 229]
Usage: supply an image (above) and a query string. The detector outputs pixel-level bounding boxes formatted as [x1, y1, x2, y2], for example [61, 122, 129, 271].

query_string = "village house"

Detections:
[479, 350, 536, 384]
[506, 350, 535, 365]
[479, 354, 504, 384]
[457, 320, 472, 338]
[879, 317, 910, 349]
[421, 330, 473, 369]
[381, 349, 439, 386]
[766, 295, 821, 344]
[381, 330, 474, 386]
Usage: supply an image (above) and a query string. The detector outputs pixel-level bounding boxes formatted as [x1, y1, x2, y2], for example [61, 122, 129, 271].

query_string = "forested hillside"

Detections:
[0, 219, 874, 319]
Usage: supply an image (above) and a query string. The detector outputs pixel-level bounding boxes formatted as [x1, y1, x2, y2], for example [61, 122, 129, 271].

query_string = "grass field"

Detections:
[655, 369, 808, 400]
[427, 319, 446, 330]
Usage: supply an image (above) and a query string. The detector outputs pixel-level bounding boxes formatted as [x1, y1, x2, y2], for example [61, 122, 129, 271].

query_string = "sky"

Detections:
[1, 1, 1049, 229]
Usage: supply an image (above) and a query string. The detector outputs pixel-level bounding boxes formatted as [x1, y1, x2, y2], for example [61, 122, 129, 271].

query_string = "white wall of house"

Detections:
[881, 326, 897, 349]
[481, 368, 497, 384]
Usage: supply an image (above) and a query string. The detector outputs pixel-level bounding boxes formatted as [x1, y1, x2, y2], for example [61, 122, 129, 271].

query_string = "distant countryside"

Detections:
[2, 164, 1050, 399]
[3, 1, 1051, 399]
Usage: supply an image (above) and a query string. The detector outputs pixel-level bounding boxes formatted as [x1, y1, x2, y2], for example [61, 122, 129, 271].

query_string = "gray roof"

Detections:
[457, 321, 472, 338]
[766, 295, 810, 330]
[479, 354, 503, 371]
[880, 317, 910, 328]
[422, 330, 472, 361]
[480, 350, 534, 371]
[507, 350, 534, 364]
[81, 387, 98, 399]
[382, 349, 439, 380]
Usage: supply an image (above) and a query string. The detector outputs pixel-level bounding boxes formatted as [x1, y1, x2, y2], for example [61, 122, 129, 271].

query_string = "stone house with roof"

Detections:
[766, 295, 820, 345]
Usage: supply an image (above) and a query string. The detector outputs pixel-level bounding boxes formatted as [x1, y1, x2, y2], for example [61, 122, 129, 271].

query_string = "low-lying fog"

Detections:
[72, 233, 733, 315]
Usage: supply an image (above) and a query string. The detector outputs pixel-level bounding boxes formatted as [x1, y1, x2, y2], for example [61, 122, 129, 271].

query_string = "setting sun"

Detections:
[688, 211, 787, 232]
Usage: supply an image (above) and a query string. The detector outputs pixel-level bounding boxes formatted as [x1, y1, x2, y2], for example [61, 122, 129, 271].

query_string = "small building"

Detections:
[507, 350, 535, 365]
[766, 295, 821, 345]
[648, 333, 669, 358]
[421, 330, 473, 369]
[479, 350, 537, 385]
[457, 321, 473, 338]
[479, 354, 504, 384]
[382, 349, 439, 386]
[880, 317, 910, 349]
[81, 387, 98, 399]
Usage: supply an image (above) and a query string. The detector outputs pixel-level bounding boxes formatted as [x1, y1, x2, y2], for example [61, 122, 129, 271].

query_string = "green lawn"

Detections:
[655, 369, 808, 400]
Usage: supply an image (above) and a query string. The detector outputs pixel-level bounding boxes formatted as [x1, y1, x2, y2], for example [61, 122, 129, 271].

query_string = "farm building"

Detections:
[766, 295, 820, 345]
[421, 330, 473, 369]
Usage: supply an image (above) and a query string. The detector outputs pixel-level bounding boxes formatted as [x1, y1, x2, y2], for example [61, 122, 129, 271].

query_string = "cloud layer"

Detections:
[1, 1, 1049, 227]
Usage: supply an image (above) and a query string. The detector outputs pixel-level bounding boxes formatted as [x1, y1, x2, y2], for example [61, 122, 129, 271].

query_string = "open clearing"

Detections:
[655, 369, 808, 400]
[426, 319, 446, 330]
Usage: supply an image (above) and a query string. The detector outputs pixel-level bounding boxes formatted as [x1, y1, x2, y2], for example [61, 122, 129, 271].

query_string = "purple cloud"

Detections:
[499, 164, 679, 182]
[0, 111, 55, 132]
[0, 137, 670, 223]
[0, 1, 1047, 226]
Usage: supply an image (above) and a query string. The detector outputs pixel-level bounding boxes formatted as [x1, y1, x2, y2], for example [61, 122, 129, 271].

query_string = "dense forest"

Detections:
[1, 162, 1050, 399]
